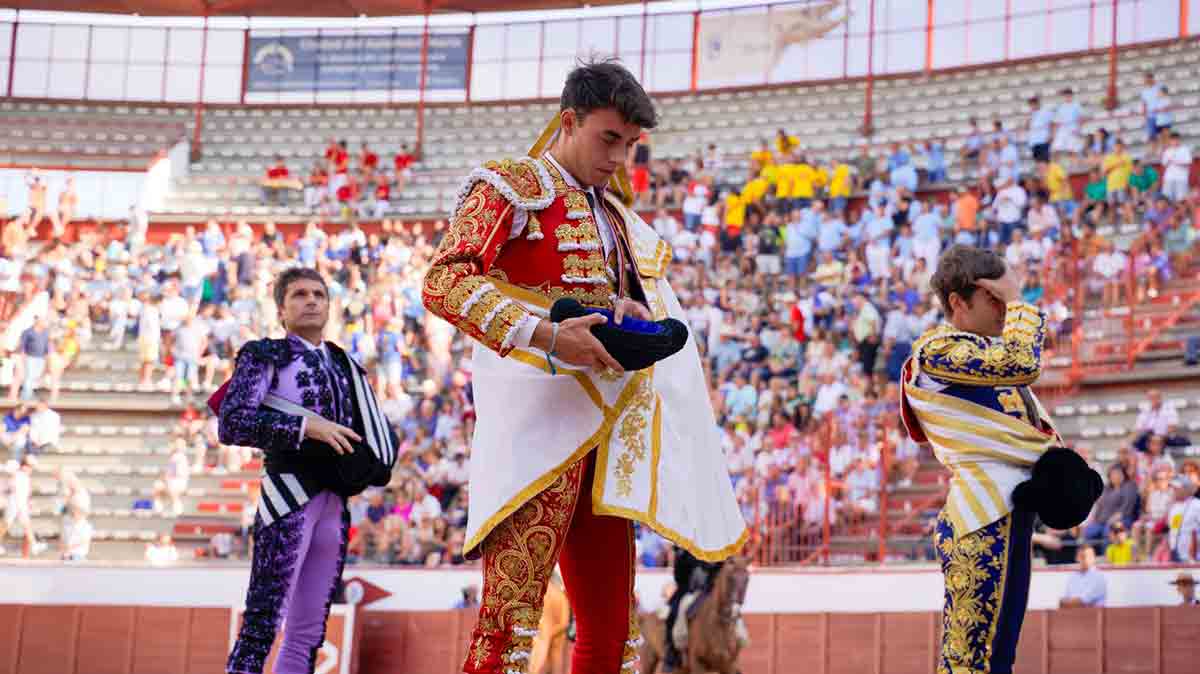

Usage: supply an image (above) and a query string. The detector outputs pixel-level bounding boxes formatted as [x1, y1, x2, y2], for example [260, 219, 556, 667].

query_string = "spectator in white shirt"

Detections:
[1060, 545, 1107, 607]
[1133, 389, 1190, 452]
[1161, 132, 1192, 203]
[1051, 87, 1084, 155]
[137, 293, 162, 388]
[1026, 192, 1060, 238]
[1027, 95, 1054, 161]
[681, 178, 710, 231]
[60, 506, 93, 561]
[1089, 241, 1126, 307]
[993, 176, 1027, 247]
[652, 208, 680, 241]
[0, 458, 47, 557]
[145, 534, 180, 566]
[1172, 481, 1200, 563]
[26, 400, 61, 454]
[107, 286, 135, 350]
[154, 446, 190, 516]
[408, 482, 443, 524]
[1139, 72, 1163, 147]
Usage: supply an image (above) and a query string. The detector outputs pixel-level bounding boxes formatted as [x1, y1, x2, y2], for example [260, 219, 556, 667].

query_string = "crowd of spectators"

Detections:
[0, 69, 1197, 565]
[260, 138, 417, 220]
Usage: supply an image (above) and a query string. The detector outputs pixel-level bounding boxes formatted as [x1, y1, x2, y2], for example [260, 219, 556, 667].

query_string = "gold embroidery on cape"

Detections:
[935, 511, 1010, 674]
[614, 376, 655, 498]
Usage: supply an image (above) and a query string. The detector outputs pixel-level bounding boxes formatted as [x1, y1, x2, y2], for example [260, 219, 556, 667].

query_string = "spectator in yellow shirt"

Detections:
[1104, 523, 1134, 566]
[1038, 156, 1076, 217]
[776, 129, 800, 157]
[813, 164, 829, 196]
[1102, 139, 1133, 223]
[790, 162, 817, 207]
[741, 176, 770, 204]
[751, 139, 774, 167]
[771, 163, 793, 203]
[828, 162, 852, 214]
[724, 193, 747, 229]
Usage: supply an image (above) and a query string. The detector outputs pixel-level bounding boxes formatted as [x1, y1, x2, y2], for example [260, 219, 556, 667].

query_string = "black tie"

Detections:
[584, 191, 596, 211]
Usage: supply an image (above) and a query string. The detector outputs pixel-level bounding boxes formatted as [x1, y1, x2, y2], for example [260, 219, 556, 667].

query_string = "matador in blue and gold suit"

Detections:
[900, 300, 1062, 674]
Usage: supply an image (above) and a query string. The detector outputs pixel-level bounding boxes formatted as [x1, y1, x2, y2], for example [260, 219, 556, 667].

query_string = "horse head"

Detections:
[718, 555, 751, 621]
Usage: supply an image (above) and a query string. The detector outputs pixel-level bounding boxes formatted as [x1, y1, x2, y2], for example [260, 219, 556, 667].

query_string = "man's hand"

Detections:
[303, 416, 361, 455]
[613, 298, 652, 325]
[975, 267, 1022, 304]
[531, 316, 624, 374]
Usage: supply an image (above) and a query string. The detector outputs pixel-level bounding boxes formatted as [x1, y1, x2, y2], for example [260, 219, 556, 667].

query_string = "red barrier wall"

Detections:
[0, 605, 1198, 674]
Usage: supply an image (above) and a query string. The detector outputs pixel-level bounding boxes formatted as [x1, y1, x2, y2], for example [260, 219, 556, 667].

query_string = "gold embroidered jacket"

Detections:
[422, 155, 650, 357]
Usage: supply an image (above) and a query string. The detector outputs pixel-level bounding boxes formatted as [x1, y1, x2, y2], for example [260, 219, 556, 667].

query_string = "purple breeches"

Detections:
[227, 490, 348, 674]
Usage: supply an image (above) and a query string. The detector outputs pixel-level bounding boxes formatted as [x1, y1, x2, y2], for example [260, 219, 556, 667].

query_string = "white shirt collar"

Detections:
[292, 334, 325, 354]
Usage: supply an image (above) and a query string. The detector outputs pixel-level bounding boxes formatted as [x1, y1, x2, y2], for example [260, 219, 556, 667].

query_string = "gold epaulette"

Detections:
[450, 157, 556, 218]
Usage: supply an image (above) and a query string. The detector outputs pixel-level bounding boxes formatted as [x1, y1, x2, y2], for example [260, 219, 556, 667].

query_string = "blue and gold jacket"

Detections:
[900, 302, 1062, 538]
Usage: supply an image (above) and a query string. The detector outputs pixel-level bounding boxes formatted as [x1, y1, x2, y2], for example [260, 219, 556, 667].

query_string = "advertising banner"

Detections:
[246, 31, 468, 92]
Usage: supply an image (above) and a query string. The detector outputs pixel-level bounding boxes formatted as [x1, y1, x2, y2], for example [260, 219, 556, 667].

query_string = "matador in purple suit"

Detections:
[219, 267, 395, 674]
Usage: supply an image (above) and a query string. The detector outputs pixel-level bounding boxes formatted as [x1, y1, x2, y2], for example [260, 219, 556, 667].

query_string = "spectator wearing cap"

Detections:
[1170, 573, 1198, 605]
[1060, 546, 1107, 608]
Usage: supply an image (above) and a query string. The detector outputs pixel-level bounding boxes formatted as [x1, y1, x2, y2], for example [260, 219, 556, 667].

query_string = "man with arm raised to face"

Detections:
[422, 59, 746, 674]
[900, 245, 1065, 674]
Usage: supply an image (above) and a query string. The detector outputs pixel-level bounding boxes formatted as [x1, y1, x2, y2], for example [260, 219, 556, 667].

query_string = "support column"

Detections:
[239, 28, 250, 105]
[925, 0, 934, 74]
[5, 10, 17, 98]
[464, 24, 475, 103]
[639, 0, 648, 84]
[861, 0, 877, 137]
[192, 15, 209, 162]
[691, 10, 700, 91]
[415, 2, 431, 159]
[1105, 0, 1118, 110]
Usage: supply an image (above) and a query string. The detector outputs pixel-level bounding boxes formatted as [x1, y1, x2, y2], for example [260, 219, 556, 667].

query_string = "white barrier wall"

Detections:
[2, 562, 1197, 613]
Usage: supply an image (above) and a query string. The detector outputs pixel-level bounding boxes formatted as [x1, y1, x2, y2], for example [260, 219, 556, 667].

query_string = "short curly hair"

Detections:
[930, 245, 1006, 315]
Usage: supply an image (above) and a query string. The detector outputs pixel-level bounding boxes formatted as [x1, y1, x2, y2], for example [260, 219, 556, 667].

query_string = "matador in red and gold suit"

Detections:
[422, 78, 746, 674]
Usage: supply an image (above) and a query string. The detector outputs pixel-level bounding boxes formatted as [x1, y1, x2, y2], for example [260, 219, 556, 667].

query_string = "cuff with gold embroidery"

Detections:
[444, 276, 534, 356]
